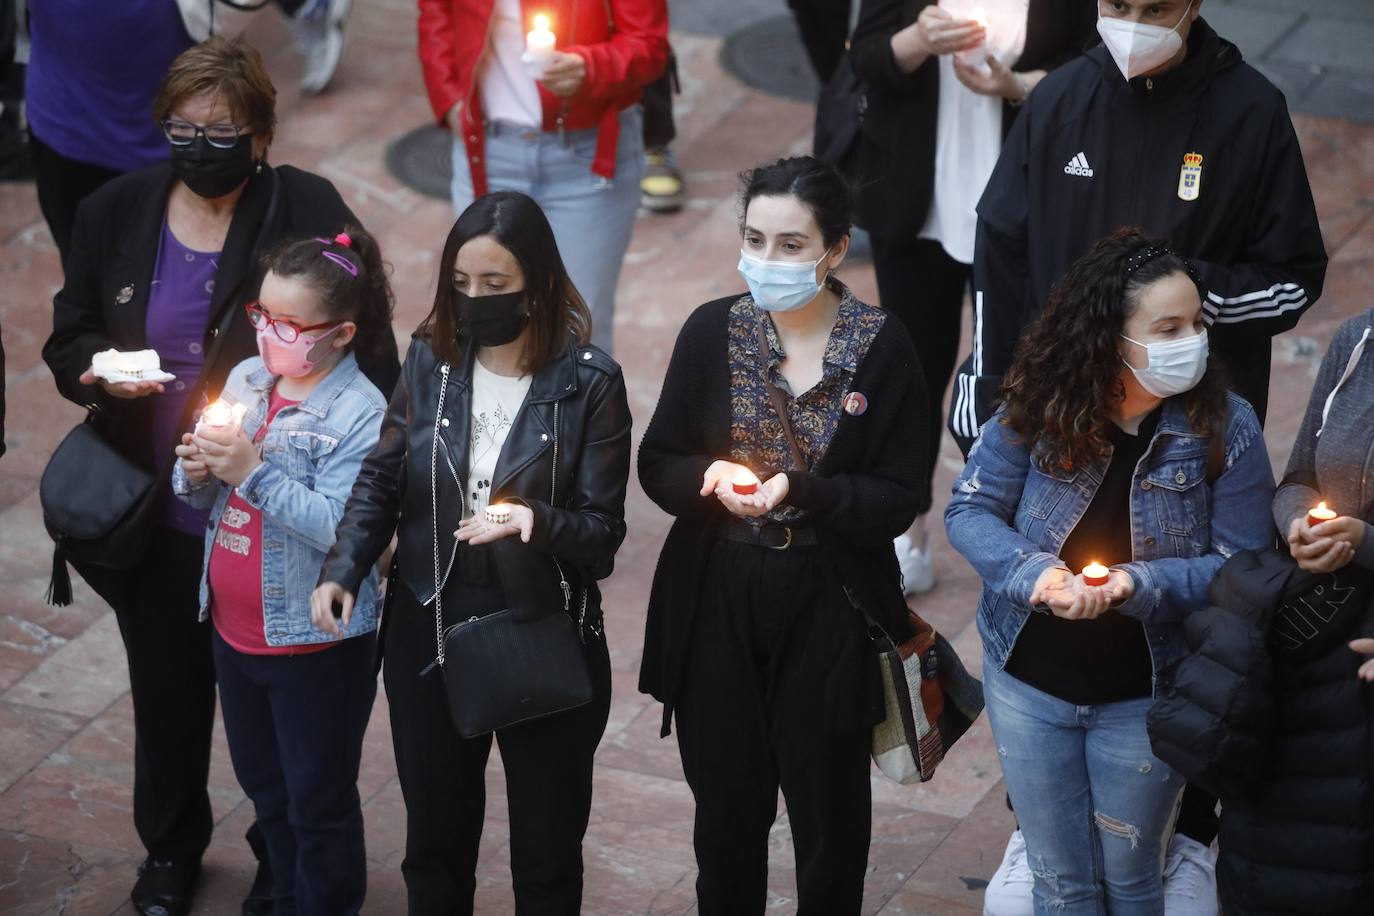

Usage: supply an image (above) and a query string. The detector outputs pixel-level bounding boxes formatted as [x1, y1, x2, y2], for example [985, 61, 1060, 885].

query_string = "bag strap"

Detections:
[755, 319, 808, 473]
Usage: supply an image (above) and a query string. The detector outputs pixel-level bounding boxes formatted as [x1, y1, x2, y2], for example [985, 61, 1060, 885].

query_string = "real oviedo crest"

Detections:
[1177, 152, 1203, 202]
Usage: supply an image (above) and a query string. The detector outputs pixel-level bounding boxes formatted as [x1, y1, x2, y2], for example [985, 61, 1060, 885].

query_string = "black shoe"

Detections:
[131, 857, 200, 916]
[241, 857, 274, 916]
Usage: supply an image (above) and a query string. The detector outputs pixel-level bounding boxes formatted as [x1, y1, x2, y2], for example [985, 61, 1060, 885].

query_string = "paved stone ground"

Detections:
[0, 1, 1370, 913]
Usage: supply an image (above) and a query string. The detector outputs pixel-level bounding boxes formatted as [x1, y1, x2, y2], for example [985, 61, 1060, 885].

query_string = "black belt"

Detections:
[718, 520, 819, 551]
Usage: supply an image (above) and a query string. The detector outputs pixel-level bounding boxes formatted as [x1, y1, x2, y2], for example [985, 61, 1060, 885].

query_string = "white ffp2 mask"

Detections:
[1097, 1, 1193, 81]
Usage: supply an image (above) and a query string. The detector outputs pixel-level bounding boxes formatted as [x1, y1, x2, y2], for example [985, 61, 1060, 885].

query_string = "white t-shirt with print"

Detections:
[467, 355, 533, 518]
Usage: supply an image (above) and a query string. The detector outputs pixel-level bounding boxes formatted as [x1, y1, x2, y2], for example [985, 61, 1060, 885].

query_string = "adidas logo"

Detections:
[1064, 152, 1095, 178]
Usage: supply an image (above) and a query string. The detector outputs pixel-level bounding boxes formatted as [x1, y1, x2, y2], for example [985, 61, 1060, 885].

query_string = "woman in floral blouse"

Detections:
[637, 156, 930, 915]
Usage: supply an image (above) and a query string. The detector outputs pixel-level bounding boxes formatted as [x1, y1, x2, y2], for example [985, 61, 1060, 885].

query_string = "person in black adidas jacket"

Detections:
[949, 4, 1326, 449]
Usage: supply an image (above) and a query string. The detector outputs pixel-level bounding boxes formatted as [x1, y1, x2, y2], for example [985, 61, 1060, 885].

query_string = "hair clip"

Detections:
[322, 251, 359, 276]
[334, 232, 353, 249]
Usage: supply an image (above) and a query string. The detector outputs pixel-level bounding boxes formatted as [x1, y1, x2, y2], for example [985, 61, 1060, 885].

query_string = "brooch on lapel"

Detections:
[843, 391, 868, 416]
[115, 285, 134, 305]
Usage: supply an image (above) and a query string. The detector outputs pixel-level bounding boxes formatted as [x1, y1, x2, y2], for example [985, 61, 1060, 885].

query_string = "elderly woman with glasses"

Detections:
[42, 35, 399, 916]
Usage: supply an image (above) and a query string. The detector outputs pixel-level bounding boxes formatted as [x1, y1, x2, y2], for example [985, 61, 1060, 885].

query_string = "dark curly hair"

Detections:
[1001, 228, 1227, 473]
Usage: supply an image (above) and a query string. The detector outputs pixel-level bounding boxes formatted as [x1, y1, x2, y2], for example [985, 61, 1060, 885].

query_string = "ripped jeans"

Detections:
[983, 657, 1182, 915]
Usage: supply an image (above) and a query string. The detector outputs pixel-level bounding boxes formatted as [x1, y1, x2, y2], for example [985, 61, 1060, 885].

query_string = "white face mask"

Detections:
[1121, 330, 1208, 398]
[1097, 1, 1193, 81]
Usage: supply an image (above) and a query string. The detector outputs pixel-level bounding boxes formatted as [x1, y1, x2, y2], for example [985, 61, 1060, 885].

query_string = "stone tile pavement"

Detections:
[0, 1, 1371, 913]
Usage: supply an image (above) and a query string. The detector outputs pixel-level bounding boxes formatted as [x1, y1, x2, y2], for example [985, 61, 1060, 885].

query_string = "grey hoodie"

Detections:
[1273, 309, 1374, 568]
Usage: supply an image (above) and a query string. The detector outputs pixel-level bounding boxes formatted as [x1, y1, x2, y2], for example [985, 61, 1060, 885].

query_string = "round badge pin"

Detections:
[843, 391, 868, 416]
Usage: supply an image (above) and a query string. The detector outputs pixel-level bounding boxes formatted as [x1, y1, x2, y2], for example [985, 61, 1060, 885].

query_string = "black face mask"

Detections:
[170, 134, 256, 199]
[456, 290, 530, 347]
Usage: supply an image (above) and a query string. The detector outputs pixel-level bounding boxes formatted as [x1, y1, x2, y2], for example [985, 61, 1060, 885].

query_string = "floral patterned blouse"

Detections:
[727, 282, 887, 524]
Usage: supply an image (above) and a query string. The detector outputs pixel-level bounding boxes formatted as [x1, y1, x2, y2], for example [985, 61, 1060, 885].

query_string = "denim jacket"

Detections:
[173, 352, 386, 647]
[945, 393, 1275, 693]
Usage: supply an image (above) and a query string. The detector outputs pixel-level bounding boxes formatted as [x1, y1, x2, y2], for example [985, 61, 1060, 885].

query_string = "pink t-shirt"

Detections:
[209, 388, 330, 656]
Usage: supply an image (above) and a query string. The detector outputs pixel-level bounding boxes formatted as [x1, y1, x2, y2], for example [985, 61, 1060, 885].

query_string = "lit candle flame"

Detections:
[533, 13, 550, 32]
[202, 400, 233, 426]
[970, 5, 988, 27]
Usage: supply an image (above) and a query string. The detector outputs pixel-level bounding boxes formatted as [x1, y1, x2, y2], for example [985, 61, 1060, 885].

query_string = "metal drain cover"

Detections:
[719, 15, 819, 103]
[385, 124, 454, 201]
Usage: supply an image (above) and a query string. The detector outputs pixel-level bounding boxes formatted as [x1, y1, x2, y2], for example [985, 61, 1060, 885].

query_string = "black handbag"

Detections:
[39, 413, 159, 605]
[812, 4, 867, 183]
[429, 370, 594, 737]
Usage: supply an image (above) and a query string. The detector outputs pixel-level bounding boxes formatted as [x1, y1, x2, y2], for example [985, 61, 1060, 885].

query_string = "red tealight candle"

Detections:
[732, 469, 759, 496]
[1308, 501, 1338, 528]
[1082, 562, 1110, 587]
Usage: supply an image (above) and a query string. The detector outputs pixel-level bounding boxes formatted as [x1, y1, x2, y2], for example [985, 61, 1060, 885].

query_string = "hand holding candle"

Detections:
[456, 503, 533, 545]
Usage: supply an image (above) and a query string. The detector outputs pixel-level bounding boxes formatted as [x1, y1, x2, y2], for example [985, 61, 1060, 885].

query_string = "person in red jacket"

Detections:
[418, 0, 669, 355]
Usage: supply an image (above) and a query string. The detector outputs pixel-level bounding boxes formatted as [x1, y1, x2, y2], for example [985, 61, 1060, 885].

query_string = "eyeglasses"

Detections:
[161, 118, 249, 149]
[246, 302, 338, 343]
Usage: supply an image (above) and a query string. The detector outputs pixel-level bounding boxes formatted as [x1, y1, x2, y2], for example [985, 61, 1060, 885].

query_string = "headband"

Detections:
[1125, 244, 1206, 292]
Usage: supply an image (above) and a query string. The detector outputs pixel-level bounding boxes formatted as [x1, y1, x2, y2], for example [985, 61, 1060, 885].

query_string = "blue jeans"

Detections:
[983, 657, 1182, 915]
[450, 106, 645, 354]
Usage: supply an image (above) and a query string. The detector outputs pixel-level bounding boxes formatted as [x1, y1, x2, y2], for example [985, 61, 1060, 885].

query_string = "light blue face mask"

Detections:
[738, 250, 826, 313]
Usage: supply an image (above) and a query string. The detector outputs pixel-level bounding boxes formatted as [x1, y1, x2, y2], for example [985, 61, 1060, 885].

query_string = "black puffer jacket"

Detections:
[1217, 560, 1374, 915]
[1146, 549, 1290, 798]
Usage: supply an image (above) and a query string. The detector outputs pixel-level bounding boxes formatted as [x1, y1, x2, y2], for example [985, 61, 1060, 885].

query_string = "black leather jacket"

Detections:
[320, 333, 632, 647]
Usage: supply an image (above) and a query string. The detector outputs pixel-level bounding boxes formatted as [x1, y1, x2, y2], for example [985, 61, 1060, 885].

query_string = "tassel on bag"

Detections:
[45, 541, 74, 608]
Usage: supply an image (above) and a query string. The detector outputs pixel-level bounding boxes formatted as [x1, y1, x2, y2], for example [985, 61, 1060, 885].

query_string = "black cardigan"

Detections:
[43, 163, 401, 473]
[848, 0, 1096, 240]
[637, 295, 929, 736]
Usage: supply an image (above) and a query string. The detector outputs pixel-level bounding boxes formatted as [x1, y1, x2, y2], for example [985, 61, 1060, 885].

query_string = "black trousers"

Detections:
[213, 628, 377, 916]
[384, 578, 612, 916]
[674, 538, 878, 916]
[641, 50, 676, 151]
[871, 234, 969, 514]
[28, 128, 123, 264]
[74, 526, 217, 863]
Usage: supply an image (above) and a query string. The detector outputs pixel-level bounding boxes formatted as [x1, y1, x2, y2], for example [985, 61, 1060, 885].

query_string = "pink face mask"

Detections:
[255, 324, 342, 378]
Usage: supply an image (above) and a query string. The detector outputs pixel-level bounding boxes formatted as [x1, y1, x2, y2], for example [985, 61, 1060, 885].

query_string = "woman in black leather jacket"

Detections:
[313, 191, 631, 914]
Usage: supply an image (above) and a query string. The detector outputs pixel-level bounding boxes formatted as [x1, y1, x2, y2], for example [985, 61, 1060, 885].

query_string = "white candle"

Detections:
[1308, 501, 1338, 528]
[731, 469, 760, 496]
[956, 5, 990, 67]
[485, 503, 513, 525]
[196, 400, 246, 434]
[1082, 562, 1110, 588]
[524, 14, 556, 77]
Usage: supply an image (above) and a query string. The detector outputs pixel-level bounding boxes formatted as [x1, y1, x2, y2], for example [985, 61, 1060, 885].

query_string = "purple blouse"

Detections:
[146, 218, 218, 536]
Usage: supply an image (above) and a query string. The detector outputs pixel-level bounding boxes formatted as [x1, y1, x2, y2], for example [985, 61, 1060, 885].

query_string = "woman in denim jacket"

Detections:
[945, 229, 1274, 915]
[172, 228, 392, 915]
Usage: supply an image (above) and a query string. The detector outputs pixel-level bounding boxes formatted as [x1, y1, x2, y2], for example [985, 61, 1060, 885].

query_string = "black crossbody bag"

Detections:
[430, 365, 594, 738]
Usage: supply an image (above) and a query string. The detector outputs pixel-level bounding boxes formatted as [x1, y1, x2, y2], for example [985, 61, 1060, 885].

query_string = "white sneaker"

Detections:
[290, 0, 351, 94]
[1163, 834, 1218, 916]
[895, 533, 936, 595]
[983, 829, 1034, 916]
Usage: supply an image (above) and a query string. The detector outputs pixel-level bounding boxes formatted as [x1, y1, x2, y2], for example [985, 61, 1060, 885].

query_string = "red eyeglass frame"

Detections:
[245, 301, 341, 343]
